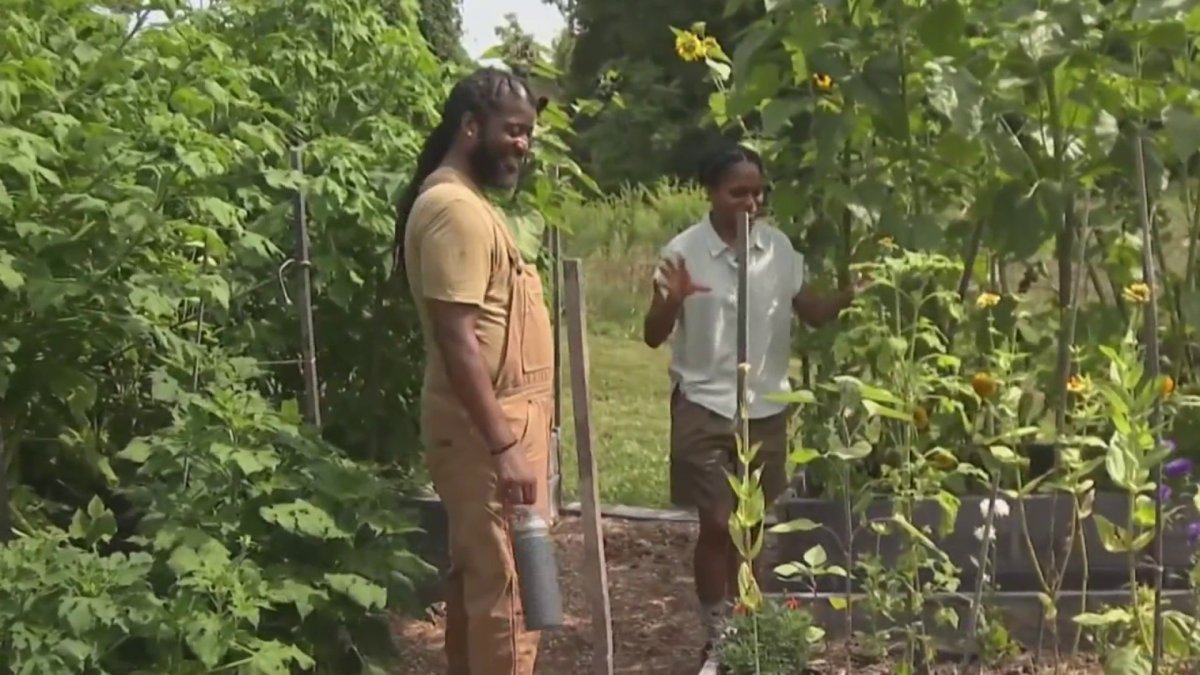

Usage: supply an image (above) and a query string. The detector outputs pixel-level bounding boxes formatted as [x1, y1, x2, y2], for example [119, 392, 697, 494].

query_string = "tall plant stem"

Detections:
[1133, 130, 1165, 673]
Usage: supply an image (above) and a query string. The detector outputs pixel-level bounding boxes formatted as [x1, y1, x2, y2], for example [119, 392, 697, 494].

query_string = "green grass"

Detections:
[557, 332, 674, 508]
[550, 181, 707, 508]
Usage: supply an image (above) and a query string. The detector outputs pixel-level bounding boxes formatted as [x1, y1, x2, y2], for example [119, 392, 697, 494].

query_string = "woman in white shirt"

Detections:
[642, 143, 856, 656]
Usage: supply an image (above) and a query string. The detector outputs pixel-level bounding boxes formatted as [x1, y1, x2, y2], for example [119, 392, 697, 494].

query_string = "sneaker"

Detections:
[700, 602, 730, 646]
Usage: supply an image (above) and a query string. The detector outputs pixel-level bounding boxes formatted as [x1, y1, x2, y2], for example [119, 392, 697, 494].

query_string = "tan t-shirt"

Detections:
[404, 167, 515, 413]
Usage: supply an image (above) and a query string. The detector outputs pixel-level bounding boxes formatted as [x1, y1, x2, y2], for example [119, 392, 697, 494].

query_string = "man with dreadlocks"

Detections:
[394, 68, 551, 675]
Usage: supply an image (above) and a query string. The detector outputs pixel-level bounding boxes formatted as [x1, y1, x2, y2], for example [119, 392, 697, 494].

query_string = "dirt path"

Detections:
[392, 516, 1108, 675]
[393, 517, 706, 675]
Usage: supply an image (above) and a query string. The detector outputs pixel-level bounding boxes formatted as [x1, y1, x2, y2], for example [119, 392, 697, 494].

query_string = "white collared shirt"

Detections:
[654, 216, 806, 420]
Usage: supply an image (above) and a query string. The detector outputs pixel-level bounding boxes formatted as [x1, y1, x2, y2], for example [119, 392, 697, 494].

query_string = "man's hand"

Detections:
[657, 256, 710, 304]
[493, 442, 537, 506]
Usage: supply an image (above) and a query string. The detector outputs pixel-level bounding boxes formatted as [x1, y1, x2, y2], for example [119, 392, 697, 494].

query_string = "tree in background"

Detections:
[415, 0, 468, 62]
[493, 12, 542, 77]
[552, 0, 762, 190]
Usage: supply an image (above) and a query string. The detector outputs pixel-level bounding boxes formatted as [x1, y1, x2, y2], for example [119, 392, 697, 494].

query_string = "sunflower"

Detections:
[927, 449, 958, 470]
[971, 372, 997, 398]
[675, 31, 706, 62]
[1161, 375, 1176, 397]
[811, 72, 834, 92]
[976, 292, 1000, 309]
[1123, 282, 1151, 304]
[912, 406, 930, 430]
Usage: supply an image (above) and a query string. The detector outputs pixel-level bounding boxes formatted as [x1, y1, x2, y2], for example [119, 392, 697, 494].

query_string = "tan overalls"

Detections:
[421, 204, 554, 675]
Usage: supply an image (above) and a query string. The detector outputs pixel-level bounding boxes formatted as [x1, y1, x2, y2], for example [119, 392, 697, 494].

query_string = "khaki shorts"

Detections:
[669, 388, 789, 517]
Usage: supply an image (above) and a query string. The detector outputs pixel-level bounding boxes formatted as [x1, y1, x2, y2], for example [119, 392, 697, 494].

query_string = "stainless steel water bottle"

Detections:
[510, 507, 564, 631]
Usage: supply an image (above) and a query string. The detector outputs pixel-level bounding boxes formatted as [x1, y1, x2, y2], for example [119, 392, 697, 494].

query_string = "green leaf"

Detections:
[916, 0, 967, 56]
[1104, 645, 1151, 675]
[505, 210, 546, 261]
[1073, 607, 1132, 627]
[857, 383, 904, 405]
[767, 388, 816, 405]
[270, 580, 328, 620]
[0, 250, 23, 290]
[831, 439, 873, 461]
[803, 544, 827, 567]
[1133, 0, 1194, 22]
[67, 496, 117, 547]
[891, 514, 945, 559]
[116, 438, 153, 463]
[186, 613, 232, 668]
[324, 573, 387, 610]
[1092, 513, 1147, 553]
[761, 97, 806, 136]
[260, 499, 351, 540]
[769, 517, 821, 533]
[246, 640, 316, 674]
[925, 61, 983, 136]
[1104, 442, 1140, 491]
[231, 448, 281, 476]
[773, 562, 804, 578]
[987, 445, 1027, 465]
[1163, 105, 1200, 160]
[861, 400, 912, 422]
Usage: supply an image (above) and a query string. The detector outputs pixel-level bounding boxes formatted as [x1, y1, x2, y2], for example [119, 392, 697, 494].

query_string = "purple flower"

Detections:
[1164, 458, 1194, 479]
[1188, 522, 1200, 547]
[1163, 439, 1177, 454]
[1159, 483, 1172, 502]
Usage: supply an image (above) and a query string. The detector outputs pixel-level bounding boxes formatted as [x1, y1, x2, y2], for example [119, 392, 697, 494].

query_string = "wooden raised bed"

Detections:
[698, 590, 1195, 674]
[762, 493, 1195, 594]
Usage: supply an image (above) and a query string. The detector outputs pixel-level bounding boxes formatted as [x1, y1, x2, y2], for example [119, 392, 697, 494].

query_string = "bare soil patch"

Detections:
[393, 517, 706, 674]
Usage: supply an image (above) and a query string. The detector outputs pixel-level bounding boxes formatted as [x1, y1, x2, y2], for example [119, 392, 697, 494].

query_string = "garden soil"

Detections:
[391, 517, 1103, 675]
[393, 517, 706, 674]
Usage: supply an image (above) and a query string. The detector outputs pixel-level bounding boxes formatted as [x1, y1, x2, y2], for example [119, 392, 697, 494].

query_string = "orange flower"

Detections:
[785, 596, 801, 610]
[1161, 375, 1176, 397]
[971, 372, 997, 399]
[1066, 375, 1089, 394]
[733, 601, 749, 615]
[811, 72, 834, 92]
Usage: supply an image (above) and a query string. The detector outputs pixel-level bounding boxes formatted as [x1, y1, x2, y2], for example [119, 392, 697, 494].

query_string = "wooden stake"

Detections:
[563, 258, 613, 675]
[549, 213, 563, 521]
[735, 211, 751, 462]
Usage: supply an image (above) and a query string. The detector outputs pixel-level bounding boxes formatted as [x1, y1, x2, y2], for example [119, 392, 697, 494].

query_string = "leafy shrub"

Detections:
[0, 360, 433, 674]
[716, 598, 823, 675]
[0, 1, 450, 671]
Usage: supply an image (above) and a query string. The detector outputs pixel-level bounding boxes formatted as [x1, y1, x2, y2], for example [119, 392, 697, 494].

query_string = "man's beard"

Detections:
[468, 137, 511, 189]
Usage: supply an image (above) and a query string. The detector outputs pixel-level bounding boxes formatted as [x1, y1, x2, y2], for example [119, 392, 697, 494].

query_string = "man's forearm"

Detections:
[643, 293, 682, 348]
[440, 337, 515, 452]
